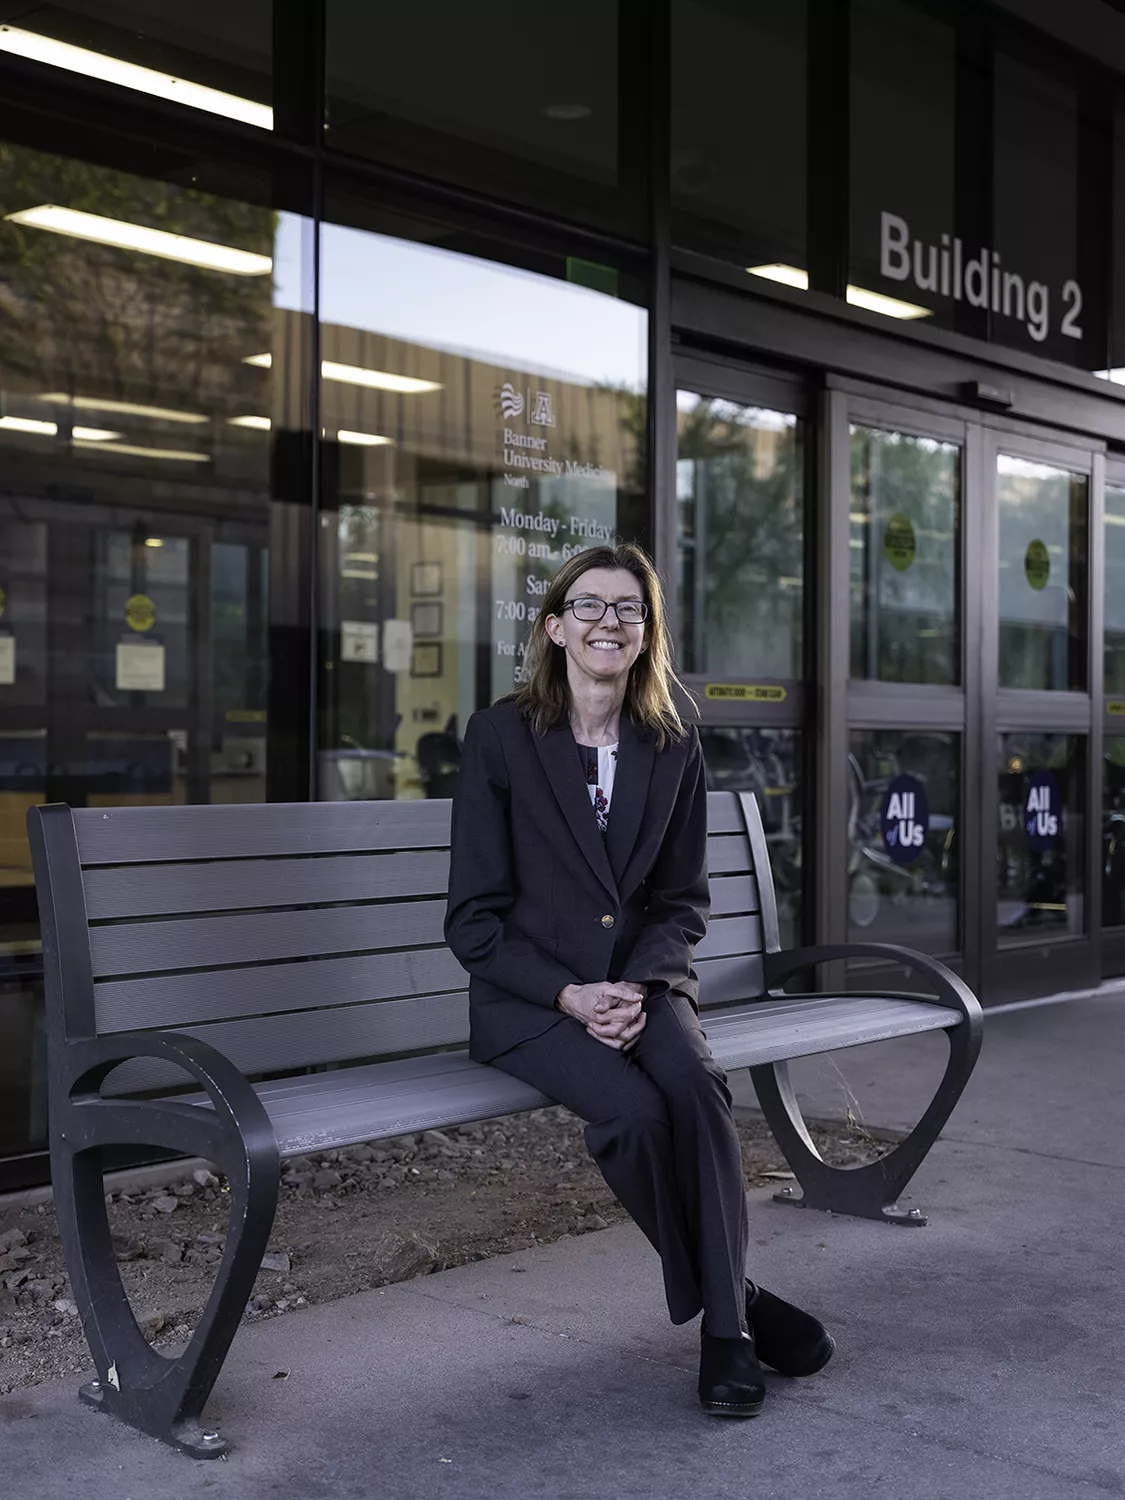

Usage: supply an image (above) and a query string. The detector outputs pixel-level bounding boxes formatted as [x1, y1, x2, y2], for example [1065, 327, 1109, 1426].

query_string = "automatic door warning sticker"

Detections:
[704, 684, 788, 702]
[125, 593, 156, 633]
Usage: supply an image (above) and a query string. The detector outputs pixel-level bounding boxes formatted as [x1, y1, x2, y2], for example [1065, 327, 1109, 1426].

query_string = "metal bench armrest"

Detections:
[764, 943, 983, 1036]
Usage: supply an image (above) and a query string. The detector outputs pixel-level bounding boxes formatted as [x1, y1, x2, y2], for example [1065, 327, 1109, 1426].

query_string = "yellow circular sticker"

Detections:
[125, 593, 156, 633]
[1025, 539, 1050, 591]
[883, 513, 916, 572]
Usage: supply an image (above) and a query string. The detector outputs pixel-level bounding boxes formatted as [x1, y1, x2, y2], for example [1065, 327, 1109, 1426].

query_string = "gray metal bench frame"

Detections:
[28, 790, 982, 1458]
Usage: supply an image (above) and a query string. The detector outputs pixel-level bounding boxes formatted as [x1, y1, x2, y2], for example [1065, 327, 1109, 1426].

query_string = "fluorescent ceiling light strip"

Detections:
[74, 440, 210, 463]
[0, 25, 273, 130]
[243, 352, 441, 393]
[6, 206, 272, 276]
[1, 414, 117, 440]
[228, 414, 271, 430]
[40, 393, 208, 423]
[336, 430, 392, 446]
[747, 264, 932, 320]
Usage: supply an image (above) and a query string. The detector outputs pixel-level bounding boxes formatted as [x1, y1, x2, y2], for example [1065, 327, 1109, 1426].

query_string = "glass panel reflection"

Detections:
[698, 727, 802, 949]
[676, 396, 803, 679]
[850, 426, 960, 684]
[1103, 738, 1125, 929]
[998, 733, 1084, 941]
[316, 212, 647, 800]
[997, 456, 1087, 691]
[1105, 485, 1125, 694]
[848, 730, 959, 954]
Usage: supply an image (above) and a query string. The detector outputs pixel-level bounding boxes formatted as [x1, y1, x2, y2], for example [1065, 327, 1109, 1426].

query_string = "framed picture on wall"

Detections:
[411, 561, 442, 597]
[411, 601, 443, 638]
[410, 642, 443, 678]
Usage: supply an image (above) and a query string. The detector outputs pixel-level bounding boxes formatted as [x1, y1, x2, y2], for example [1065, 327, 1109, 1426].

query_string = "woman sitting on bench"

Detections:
[445, 542, 834, 1417]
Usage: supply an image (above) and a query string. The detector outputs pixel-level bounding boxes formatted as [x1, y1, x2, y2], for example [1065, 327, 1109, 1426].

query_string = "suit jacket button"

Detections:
[601, 914, 615, 929]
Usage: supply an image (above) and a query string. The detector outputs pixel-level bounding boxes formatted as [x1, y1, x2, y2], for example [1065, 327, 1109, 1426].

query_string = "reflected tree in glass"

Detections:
[850, 427, 960, 685]
[676, 395, 802, 679]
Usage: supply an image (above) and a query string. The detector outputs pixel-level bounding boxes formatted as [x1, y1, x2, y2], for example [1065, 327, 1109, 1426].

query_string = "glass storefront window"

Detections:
[1103, 738, 1125, 929]
[850, 426, 960, 685]
[325, 1, 632, 235]
[699, 727, 802, 949]
[997, 456, 1087, 692]
[676, 396, 803, 680]
[848, 730, 959, 955]
[671, 0, 806, 274]
[1105, 485, 1125, 694]
[0, 140, 311, 977]
[998, 733, 1084, 942]
[316, 205, 647, 801]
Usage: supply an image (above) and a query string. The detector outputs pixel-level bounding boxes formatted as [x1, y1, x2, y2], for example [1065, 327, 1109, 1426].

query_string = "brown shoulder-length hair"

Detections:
[512, 542, 691, 748]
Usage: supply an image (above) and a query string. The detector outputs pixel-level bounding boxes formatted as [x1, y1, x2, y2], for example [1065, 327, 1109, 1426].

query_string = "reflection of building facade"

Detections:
[4, 1, 1125, 1184]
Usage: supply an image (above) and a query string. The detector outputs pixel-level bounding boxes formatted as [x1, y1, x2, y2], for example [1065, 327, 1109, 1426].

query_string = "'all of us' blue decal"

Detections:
[881, 774, 930, 866]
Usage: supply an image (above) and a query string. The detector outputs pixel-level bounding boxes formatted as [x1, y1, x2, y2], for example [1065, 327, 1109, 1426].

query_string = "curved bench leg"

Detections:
[53, 1106, 279, 1457]
[748, 1019, 978, 1226]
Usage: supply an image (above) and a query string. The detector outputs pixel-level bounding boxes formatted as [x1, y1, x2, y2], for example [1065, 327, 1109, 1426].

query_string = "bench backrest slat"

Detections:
[35, 791, 772, 1081]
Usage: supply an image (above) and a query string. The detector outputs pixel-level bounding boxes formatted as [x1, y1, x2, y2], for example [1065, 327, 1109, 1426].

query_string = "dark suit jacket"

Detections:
[444, 699, 710, 1063]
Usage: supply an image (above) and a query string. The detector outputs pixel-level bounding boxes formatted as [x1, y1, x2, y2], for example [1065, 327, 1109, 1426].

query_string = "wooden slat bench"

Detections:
[28, 790, 983, 1457]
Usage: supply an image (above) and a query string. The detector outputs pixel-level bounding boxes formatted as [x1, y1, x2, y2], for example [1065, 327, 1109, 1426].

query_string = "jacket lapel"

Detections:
[605, 715, 655, 892]
[532, 722, 617, 898]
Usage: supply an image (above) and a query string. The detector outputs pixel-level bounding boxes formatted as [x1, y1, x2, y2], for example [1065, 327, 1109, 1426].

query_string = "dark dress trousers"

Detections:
[444, 700, 750, 1336]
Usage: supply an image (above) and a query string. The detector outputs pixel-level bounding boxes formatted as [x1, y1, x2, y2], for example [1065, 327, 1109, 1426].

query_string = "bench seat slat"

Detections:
[709, 876, 758, 917]
[94, 947, 468, 1033]
[74, 799, 455, 865]
[147, 995, 963, 1156]
[706, 836, 752, 875]
[89, 898, 449, 977]
[83, 850, 454, 920]
[84, 840, 754, 921]
[100, 991, 473, 1094]
[695, 914, 762, 960]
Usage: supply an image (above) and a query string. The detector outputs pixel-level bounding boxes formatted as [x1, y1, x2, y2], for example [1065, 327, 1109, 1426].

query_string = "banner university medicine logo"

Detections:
[498, 382, 524, 420]
[881, 774, 929, 865]
[1025, 769, 1060, 851]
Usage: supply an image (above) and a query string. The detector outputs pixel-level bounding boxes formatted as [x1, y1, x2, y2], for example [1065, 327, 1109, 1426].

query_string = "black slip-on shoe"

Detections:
[698, 1328, 766, 1418]
[746, 1281, 835, 1377]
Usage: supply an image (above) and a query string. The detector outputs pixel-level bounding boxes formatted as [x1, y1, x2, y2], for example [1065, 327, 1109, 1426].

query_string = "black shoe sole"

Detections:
[699, 1397, 765, 1418]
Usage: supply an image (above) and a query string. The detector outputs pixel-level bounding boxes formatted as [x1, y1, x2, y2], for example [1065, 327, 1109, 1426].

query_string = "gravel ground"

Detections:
[0, 1106, 887, 1394]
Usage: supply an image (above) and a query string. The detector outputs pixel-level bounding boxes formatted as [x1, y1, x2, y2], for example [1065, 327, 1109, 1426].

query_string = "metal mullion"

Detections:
[1089, 450, 1106, 946]
[673, 355, 808, 420]
[816, 387, 851, 946]
[962, 422, 986, 989]
[986, 426, 1101, 472]
[972, 420, 1000, 994]
[843, 393, 967, 449]
[995, 692, 1092, 733]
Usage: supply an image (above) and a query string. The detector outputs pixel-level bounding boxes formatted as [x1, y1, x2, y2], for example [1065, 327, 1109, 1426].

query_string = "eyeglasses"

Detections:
[562, 596, 650, 624]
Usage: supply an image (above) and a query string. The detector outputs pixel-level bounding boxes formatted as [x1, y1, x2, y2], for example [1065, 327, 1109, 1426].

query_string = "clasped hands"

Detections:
[556, 981, 647, 1051]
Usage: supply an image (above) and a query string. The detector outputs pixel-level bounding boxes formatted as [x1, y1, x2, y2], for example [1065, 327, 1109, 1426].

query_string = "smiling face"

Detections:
[544, 566, 649, 690]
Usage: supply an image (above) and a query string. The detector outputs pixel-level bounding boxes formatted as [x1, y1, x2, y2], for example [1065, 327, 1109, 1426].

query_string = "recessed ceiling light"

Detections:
[228, 415, 272, 430]
[336, 430, 393, 446]
[747, 263, 932, 320]
[0, 25, 272, 129]
[0, 414, 118, 440]
[40, 393, 209, 423]
[6, 205, 272, 276]
[244, 353, 441, 394]
[542, 104, 591, 120]
[74, 440, 210, 462]
[144, 537, 165, 547]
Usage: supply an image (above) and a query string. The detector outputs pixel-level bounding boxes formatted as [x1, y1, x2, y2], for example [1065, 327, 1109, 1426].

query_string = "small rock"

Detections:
[0, 1229, 28, 1252]
[51, 1299, 79, 1318]
[251, 1294, 273, 1312]
[151, 1241, 183, 1266]
[195, 1232, 225, 1247]
[369, 1230, 438, 1284]
[140, 1312, 166, 1337]
[313, 1170, 342, 1191]
[422, 1130, 453, 1148]
[583, 1214, 608, 1232]
[172, 1183, 195, 1198]
[192, 1168, 220, 1189]
[111, 1235, 144, 1262]
[151, 1196, 178, 1214]
[260, 1251, 291, 1274]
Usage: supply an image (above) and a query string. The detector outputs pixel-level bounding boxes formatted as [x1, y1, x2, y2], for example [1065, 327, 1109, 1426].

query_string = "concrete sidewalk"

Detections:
[4, 994, 1125, 1500]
